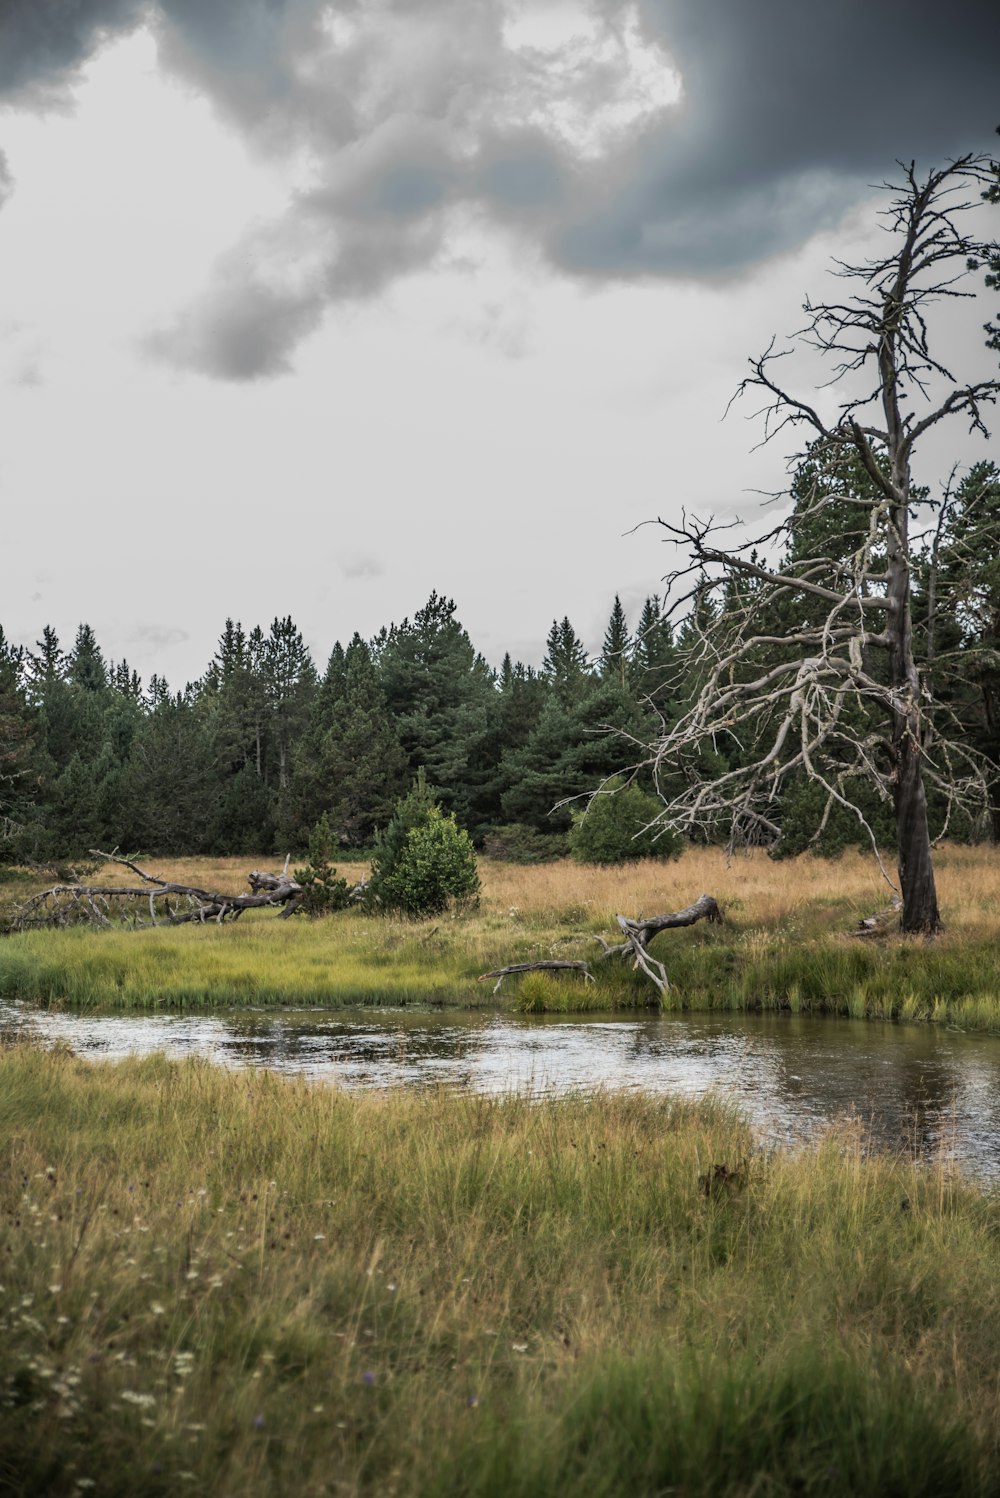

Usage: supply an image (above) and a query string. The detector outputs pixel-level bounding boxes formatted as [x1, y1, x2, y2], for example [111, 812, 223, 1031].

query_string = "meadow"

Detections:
[3, 1042, 1000, 1496]
[2, 846, 1000, 1027]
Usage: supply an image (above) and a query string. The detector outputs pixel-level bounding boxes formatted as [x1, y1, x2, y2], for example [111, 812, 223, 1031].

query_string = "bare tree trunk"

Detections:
[879, 200, 941, 933]
[885, 507, 939, 930]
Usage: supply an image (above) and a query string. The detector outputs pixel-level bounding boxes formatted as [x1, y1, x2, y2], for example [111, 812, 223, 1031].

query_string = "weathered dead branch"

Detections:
[12, 851, 309, 930]
[851, 896, 904, 939]
[478, 960, 595, 995]
[479, 894, 723, 1002]
[641, 153, 1000, 936]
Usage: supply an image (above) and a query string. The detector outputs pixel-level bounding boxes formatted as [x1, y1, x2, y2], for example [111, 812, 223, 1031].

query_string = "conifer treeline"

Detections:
[3, 452, 999, 863]
[0, 591, 685, 860]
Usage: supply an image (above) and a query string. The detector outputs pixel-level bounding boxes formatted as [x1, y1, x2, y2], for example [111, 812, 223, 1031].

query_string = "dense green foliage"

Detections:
[570, 778, 682, 863]
[0, 594, 678, 863]
[366, 772, 480, 915]
[290, 815, 354, 917]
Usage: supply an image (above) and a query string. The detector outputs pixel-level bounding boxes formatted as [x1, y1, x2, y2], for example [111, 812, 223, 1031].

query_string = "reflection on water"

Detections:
[4, 1001, 1000, 1183]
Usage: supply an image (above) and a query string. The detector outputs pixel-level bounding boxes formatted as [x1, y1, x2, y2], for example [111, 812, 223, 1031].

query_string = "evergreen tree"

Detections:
[146, 674, 171, 709]
[600, 596, 631, 689]
[122, 692, 219, 854]
[542, 617, 592, 704]
[263, 615, 317, 793]
[109, 659, 143, 701]
[367, 769, 480, 916]
[474, 660, 548, 834]
[0, 627, 40, 855]
[631, 595, 676, 700]
[920, 460, 1000, 835]
[500, 679, 643, 832]
[67, 624, 107, 693]
[25, 625, 66, 700]
[570, 777, 682, 864]
[282, 633, 406, 848]
[378, 592, 492, 825]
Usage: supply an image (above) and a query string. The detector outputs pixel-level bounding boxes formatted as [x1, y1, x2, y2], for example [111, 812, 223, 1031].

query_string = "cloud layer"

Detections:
[2, 0, 997, 378]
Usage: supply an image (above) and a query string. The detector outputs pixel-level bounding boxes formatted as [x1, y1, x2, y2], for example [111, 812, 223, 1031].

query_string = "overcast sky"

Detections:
[2, 0, 998, 687]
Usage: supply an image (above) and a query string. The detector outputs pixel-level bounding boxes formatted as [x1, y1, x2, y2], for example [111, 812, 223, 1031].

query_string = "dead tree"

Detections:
[647, 151, 1000, 935]
[13, 852, 308, 930]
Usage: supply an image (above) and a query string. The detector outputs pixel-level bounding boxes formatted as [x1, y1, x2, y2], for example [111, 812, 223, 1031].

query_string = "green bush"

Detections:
[773, 774, 895, 858]
[291, 813, 353, 917]
[570, 779, 682, 864]
[480, 823, 570, 863]
[367, 772, 480, 916]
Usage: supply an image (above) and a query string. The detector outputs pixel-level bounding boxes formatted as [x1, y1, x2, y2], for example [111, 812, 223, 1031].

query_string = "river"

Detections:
[5, 1001, 1000, 1182]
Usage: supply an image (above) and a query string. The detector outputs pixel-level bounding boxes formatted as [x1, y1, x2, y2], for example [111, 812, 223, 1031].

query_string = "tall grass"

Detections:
[2, 1044, 1000, 1495]
[3, 847, 1000, 1028]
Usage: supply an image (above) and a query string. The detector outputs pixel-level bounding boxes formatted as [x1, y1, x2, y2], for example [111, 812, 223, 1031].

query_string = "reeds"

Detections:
[2, 1044, 999, 1495]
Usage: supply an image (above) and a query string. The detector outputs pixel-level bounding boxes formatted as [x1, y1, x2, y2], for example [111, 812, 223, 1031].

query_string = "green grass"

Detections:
[6, 905, 1000, 1032]
[5, 848, 1000, 1030]
[2, 1044, 1000, 1495]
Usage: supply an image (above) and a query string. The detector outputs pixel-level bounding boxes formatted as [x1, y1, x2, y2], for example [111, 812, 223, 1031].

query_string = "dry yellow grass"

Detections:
[66, 843, 1000, 940]
[78, 843, 1000, 963]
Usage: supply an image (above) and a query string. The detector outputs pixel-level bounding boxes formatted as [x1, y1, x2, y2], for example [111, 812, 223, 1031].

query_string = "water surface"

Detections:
[4, 1002, 1000, 1183]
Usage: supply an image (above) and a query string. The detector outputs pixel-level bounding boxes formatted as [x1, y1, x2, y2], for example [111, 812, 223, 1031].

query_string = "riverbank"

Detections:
[3, 847, 1000, 1028]
[2, 1043, 999, 1496]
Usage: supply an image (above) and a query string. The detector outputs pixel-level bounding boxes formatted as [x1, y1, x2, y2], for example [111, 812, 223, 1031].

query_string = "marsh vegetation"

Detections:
[3, 1044, 1000, 1497]
[4, 847, 1000, 1030]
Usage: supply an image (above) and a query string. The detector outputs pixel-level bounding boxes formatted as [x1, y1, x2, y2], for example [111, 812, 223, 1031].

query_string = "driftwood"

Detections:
[478, 894, 723, 1003]
[12, 851, 308, 930]
[478, 960, 595, 996]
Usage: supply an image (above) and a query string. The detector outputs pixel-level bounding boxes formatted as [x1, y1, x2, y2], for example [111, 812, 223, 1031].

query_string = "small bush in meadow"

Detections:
[291, 813, 353, 916]
[367, 771, 480, 916]
[570, 778, 682, 864]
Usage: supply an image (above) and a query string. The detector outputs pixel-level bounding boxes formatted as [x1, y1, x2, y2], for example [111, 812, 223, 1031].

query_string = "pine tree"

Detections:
[26, 625, 66, 700]
[282, 633, 407, 848]
[631, 596, 676, 699]
[367, 768, 480, 916]
[67, 624, 107, 694]
[378, 592, 492, 825]
[542, 617, 592, 704]
[0, 627, 40, 855]
[920, 460, 1000, 836]
[600, 596, 631, 689]
[122, 693, 219, 854]
[110, 660, 143, 701]
[263, 615, 317, 793]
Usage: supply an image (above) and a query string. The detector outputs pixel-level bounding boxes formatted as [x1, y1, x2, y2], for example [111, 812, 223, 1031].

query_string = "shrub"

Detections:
[570, 779, 682, 865]
[480, 823, 570, 863]
[367, 772, 480, 916]
[291, 814, 353, 917]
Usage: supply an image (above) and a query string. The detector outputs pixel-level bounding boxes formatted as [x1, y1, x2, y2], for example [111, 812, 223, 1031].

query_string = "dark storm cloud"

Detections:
[552, 0, 1000, 277]
[2, 0, 997, 375]
[0, 0, 143, 99]
[142, 275, 327, 380]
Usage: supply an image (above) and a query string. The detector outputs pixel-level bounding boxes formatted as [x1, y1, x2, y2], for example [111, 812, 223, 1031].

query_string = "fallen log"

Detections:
[478, 960, 595, 996]
[479, 894, 723, 1003]
[12, 851, 308, 930]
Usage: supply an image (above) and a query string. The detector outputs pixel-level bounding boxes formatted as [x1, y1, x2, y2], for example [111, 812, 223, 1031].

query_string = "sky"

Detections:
[1, 0, 998, 689]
